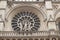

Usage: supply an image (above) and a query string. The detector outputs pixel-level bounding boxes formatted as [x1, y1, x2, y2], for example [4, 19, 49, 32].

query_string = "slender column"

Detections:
[56, 38, 58, 40]
[27, 38, 29, 40]
[5, 39, 6, 40]
[50, 38, 52, 40]
[9, 39, 11, 40]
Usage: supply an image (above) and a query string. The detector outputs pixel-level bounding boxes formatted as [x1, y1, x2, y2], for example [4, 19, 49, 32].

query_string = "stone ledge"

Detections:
[0, 31, 59, 37]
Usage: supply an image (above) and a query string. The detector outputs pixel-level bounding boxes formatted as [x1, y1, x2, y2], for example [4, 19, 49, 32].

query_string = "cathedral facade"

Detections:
[0, 0, 60, 40]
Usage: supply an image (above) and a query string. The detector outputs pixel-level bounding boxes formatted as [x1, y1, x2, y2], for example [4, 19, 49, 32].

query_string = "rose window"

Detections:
[11, 12, 40, 32]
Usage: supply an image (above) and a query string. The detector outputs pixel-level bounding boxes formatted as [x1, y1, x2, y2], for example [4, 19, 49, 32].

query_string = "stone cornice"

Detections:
[0, 0, 8, 1]
[0, 31, 59, 37]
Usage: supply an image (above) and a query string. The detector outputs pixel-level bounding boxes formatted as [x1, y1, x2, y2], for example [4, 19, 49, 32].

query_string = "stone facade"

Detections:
[0, 0, 60, 40]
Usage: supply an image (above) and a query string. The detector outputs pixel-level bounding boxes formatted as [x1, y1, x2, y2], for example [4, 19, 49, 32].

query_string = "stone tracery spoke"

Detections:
[11, 12, 40, 33]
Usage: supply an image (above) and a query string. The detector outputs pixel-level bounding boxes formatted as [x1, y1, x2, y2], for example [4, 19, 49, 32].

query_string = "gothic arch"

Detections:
[54, 9, 60, 21]
[5, 4, 47, 21]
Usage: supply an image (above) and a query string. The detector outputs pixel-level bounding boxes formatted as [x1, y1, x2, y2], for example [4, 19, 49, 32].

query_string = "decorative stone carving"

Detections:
[40, 5, 47, 22]
[7, 1, 13, 8]
[11, 12, 40, 33]
[48, 15, 54, 21]
[53, 4, 59, 10]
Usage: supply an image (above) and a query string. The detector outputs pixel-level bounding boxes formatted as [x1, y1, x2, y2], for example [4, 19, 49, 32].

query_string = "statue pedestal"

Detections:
[48, 21, 56, 30]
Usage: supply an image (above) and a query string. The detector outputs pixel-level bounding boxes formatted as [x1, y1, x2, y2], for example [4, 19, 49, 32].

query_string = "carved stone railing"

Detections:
[7, 0, 60, 3]
[10, 0, 44, 2]
[52, 0, 60, 2]
[0, 31, 60, 37]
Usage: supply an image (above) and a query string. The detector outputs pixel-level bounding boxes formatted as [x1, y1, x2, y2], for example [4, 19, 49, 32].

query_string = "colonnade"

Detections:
[0, 37, 59, 40]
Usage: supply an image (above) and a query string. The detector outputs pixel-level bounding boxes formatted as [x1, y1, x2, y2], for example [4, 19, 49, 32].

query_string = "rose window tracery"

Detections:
[11, 12, 40, 33]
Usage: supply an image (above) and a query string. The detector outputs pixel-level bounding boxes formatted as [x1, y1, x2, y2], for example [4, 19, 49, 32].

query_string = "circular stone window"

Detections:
[11, 12, 40, 33]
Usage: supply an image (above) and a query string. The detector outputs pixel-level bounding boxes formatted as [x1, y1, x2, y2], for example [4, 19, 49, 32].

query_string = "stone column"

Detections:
[45, 0, 56, 30]
[33, 38, 34, 40]
[0, 0, 7, 31]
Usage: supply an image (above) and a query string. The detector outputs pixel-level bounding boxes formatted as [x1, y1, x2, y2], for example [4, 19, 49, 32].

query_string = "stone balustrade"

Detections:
[14, 0, 40, 1]
[7, 0, 60, 2]
[0, 31, 60, 37]
[52, 0, 60, 2]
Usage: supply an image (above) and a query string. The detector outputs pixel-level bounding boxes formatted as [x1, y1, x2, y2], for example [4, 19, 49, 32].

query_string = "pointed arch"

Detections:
[5, 4, 47, 21]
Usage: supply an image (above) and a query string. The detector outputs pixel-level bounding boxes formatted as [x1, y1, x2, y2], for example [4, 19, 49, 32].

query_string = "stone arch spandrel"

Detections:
[54, 9, 60, 31]
[54, 9, 60, 21]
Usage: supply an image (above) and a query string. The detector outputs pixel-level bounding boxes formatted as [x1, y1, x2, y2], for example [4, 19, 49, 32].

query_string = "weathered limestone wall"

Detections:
[0, 0, 60, 31]
[0, 1, 7, 31]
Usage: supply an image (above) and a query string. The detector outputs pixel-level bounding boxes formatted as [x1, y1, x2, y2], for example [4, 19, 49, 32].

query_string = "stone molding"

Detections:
[0, 31, 59, 37]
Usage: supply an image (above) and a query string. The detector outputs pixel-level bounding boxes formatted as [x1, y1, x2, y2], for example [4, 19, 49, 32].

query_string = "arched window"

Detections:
[52, 38, 56, 40]
[58, 38, 60, 40]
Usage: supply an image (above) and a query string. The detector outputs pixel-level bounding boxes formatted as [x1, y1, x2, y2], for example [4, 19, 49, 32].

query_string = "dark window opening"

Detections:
[37, 0, 39, 1]
[23, 39, 27, 40]
[12, 39, 16, 40]
[46, 38, 49, 40]
[29, 38, 33, 40]
[6, 39, 10, 40]
[18, 39, 21, 40]
[52, 38, 56, 40]
[35, 39, 38, 40]
[58, 22, 60, 29]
